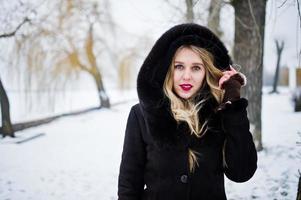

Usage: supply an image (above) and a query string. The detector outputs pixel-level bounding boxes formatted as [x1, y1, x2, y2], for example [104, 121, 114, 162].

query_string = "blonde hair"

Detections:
[163, 45, 224, 173]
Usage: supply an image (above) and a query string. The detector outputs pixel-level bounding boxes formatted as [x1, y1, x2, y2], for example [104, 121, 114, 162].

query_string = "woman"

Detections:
[118, 23, 257, 200]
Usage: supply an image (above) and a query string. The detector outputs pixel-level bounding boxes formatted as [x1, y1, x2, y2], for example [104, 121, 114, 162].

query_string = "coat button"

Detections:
[180, 175, 188, 183]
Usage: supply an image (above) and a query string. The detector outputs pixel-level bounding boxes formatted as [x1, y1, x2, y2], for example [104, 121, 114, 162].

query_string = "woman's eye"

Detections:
[175, 65, 184, 70]
[192, 66, 201, 71]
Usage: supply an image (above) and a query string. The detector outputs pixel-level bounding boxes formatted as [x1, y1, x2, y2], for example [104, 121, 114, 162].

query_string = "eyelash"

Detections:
[174, 65, 201, 71]
[174, 64, 184, 69]
[192, 66, 201, 71]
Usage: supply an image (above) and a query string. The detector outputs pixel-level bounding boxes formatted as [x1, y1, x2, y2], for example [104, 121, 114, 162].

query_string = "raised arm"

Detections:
[218, 71, 257, 182]
[220, 99, 257, 182]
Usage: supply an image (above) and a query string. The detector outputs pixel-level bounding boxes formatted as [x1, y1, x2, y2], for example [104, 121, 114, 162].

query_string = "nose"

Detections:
[182, 69, 191, 80]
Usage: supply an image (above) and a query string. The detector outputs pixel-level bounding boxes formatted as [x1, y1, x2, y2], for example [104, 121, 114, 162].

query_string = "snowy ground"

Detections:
[225, 88, 301, 200]
[0, 87, 300, 200]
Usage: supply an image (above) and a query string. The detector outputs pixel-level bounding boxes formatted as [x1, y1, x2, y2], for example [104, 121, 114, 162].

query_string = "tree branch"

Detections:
[0, 17, 30, 38]
[297, 0, 301, 29]
[164, 0, 185, 15]
[278, 0, 289, 8]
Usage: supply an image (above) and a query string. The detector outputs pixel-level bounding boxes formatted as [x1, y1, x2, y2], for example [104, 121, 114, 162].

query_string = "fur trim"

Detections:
[221, 73, 246, 90]
[137, 23, 232, 111]
[136, 23, 232, 146]
[237, 72, 247, 87]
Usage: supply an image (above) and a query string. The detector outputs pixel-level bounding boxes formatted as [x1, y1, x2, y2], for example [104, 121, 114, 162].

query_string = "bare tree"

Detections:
[297, 0, 301, 66]
[164, 0, 201, 23]
[60, 22, 111, 108]
[231, 0, 267, 151]
[207, 0, 223, 37]
[0, 77, 14, 137]
[11, 0, 113, 109]
[186, 0, 195, 22]
[0, 16, 31, 137]
[270, 40, 284, 94]
[294, 0, 301, 27]
[118, 49, 136, 90]
[297, 170, 301, 200]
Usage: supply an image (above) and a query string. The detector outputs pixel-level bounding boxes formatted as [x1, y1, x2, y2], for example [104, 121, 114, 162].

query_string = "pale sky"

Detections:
[110, 0, 300, 72]
[264, 0, 300, 71]
[1, 0, 300, 89]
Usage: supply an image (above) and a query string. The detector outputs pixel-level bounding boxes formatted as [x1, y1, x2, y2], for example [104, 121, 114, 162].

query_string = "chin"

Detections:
[173, 88, 195, 100]
[179, 93, 193, 100]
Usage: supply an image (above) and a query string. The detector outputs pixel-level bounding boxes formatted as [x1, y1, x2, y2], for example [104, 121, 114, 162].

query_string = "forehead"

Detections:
[174, 47, 203, 63]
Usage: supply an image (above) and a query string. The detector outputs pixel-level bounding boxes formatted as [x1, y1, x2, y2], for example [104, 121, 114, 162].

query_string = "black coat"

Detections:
[118, 23, 257, 200]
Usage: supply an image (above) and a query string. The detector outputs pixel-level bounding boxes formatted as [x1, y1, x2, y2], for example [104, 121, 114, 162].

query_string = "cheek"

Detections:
[173, 71, 181, 85]
[194, 72, 206, 87]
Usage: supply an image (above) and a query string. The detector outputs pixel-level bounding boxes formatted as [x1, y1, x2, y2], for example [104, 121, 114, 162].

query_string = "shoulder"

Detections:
[131, 103, 141, 111]
[128, 103, 144, 122]
[127, 103, 150, 142]
[130, 103, 141, 114]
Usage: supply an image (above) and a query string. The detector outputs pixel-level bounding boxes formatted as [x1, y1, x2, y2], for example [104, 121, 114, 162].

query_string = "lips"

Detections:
[180, 84, 193, 91]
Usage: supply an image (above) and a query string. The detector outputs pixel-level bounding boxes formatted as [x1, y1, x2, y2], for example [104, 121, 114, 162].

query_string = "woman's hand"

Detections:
[218, 66, 238, 89]
[218, 65, 247, 104]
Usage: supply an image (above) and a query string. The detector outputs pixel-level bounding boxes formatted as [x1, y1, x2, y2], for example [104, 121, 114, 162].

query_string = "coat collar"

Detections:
[138, 88, 219, 148]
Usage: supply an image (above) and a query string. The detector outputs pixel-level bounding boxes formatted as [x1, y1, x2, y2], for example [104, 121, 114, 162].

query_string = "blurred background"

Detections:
[0, 0, 300, 199]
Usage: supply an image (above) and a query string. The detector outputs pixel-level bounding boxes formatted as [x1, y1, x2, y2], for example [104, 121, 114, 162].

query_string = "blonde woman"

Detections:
[118, 23, 257, 200]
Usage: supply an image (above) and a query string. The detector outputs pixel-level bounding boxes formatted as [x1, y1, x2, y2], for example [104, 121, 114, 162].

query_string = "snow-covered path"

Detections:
[0, 98, 136, 200]
[0, 89, 300, 200]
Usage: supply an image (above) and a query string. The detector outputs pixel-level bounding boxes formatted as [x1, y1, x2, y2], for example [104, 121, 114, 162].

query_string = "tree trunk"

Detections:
[91, 69, 110, 108]
[0, 16, 30, 138]
[207, 0, 223, 38]
[85, 24, 110, 108]
[185, 0, 194, 22]
[270, 40, 284, 94]
[0, 76, 14, 137]
[297, 171, 301, 200]
[232, 0, 267, 151]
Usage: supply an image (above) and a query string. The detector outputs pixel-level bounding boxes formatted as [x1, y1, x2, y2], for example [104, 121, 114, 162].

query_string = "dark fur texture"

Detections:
[137, 23, 231, 110]
[136, 23, 232, 146]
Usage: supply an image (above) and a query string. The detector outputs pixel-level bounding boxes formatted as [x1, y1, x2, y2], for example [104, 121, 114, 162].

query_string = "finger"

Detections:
[224, 70, 236, 77]
[218, 76, 228, 88]
[230, 65, 237, 73]
[223, 69, 236, 76]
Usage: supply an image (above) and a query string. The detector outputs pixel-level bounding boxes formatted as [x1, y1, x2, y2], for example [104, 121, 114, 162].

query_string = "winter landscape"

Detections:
[0, 87, 300, 200]
[1, 0, 301, 199]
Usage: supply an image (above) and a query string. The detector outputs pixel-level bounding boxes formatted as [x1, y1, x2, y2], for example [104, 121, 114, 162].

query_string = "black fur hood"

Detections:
[136, 23, 232, 146]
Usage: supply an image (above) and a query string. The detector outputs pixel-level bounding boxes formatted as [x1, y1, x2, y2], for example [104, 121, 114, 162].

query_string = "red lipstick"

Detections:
[180, 84, 193, 91]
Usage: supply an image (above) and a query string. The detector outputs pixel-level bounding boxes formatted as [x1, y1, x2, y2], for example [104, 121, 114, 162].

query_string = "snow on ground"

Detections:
[0, 87, 301, 200]
[225, 87, 301, 200]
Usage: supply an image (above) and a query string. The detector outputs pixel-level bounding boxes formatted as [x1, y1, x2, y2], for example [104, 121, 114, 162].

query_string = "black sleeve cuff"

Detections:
[217, 98, 249, 127]
[221, 98, 248, 111]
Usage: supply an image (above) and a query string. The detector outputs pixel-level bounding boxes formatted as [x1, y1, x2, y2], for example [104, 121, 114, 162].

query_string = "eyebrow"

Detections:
[174, 61, 204, 65]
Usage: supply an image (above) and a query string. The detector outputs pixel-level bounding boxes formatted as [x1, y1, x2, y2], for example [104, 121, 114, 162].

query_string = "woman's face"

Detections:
[172, 47, 206, 100]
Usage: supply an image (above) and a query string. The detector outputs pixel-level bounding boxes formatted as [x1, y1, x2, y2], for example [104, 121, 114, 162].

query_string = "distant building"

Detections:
[289, 67, 301, 89]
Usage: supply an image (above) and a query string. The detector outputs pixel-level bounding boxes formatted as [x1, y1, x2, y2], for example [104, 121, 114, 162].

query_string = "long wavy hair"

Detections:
[163, 45, 224, 173]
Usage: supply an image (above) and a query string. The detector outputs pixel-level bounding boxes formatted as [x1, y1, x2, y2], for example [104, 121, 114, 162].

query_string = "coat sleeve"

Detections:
[219, 98, 257, 183]
[118, 105, 146, 200]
